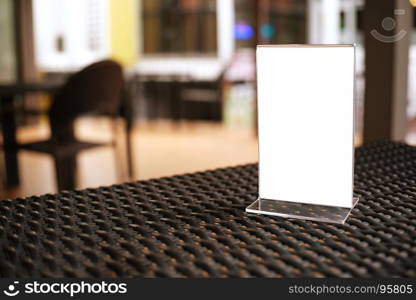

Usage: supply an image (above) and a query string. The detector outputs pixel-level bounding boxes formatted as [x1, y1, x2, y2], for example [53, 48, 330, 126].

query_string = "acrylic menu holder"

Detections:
[246, 45, 359, 224]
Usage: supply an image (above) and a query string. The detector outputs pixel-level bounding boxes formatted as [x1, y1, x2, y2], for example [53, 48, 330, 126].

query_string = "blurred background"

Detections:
[0, 0, 415, 199]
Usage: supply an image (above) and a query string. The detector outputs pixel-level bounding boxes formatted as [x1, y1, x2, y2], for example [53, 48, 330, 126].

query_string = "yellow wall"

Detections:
[109, 0, 138, 66]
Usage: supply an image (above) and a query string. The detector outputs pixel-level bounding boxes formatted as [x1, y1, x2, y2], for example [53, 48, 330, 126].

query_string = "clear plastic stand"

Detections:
[247, 45, 359, 224]
[246, 197, 359, 224]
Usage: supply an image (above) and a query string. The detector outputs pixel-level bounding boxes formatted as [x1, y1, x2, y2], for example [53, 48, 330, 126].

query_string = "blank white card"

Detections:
[257, 45, 355, 208]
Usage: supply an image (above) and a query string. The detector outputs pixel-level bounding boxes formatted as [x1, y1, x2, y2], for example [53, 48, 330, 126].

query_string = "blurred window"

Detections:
[33, 0, 109, 72]
[234, 0, 306, 49]
[142, 0, 217, 55]
[234, 0, 256, 49]
[260, 0, 306, 44]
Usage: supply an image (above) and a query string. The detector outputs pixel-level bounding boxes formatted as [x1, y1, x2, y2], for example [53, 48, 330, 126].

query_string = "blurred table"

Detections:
[0, 141, 415, 277]
[128, 58, 226, 121]
[0, 81, 63, 187]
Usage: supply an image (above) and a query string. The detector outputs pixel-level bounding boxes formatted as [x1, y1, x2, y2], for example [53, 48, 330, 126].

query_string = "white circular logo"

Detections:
[3, 282, 20, 297]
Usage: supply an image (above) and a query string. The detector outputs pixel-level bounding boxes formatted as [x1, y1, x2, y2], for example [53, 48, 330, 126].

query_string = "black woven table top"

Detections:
[1, 141, 415, 278]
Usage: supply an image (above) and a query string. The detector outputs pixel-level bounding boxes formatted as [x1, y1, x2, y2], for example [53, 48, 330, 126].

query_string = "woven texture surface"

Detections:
[0, 141, 415, 277]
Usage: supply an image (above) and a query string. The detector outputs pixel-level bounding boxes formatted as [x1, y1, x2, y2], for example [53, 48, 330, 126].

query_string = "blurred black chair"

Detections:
[19, 60, 133, 191]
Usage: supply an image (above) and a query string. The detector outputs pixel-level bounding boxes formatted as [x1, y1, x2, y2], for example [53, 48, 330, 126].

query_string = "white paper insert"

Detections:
[257, 45, 355, 208]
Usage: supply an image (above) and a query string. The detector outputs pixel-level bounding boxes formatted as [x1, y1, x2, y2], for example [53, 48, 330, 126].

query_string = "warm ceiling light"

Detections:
[410, 0, 416, 7]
